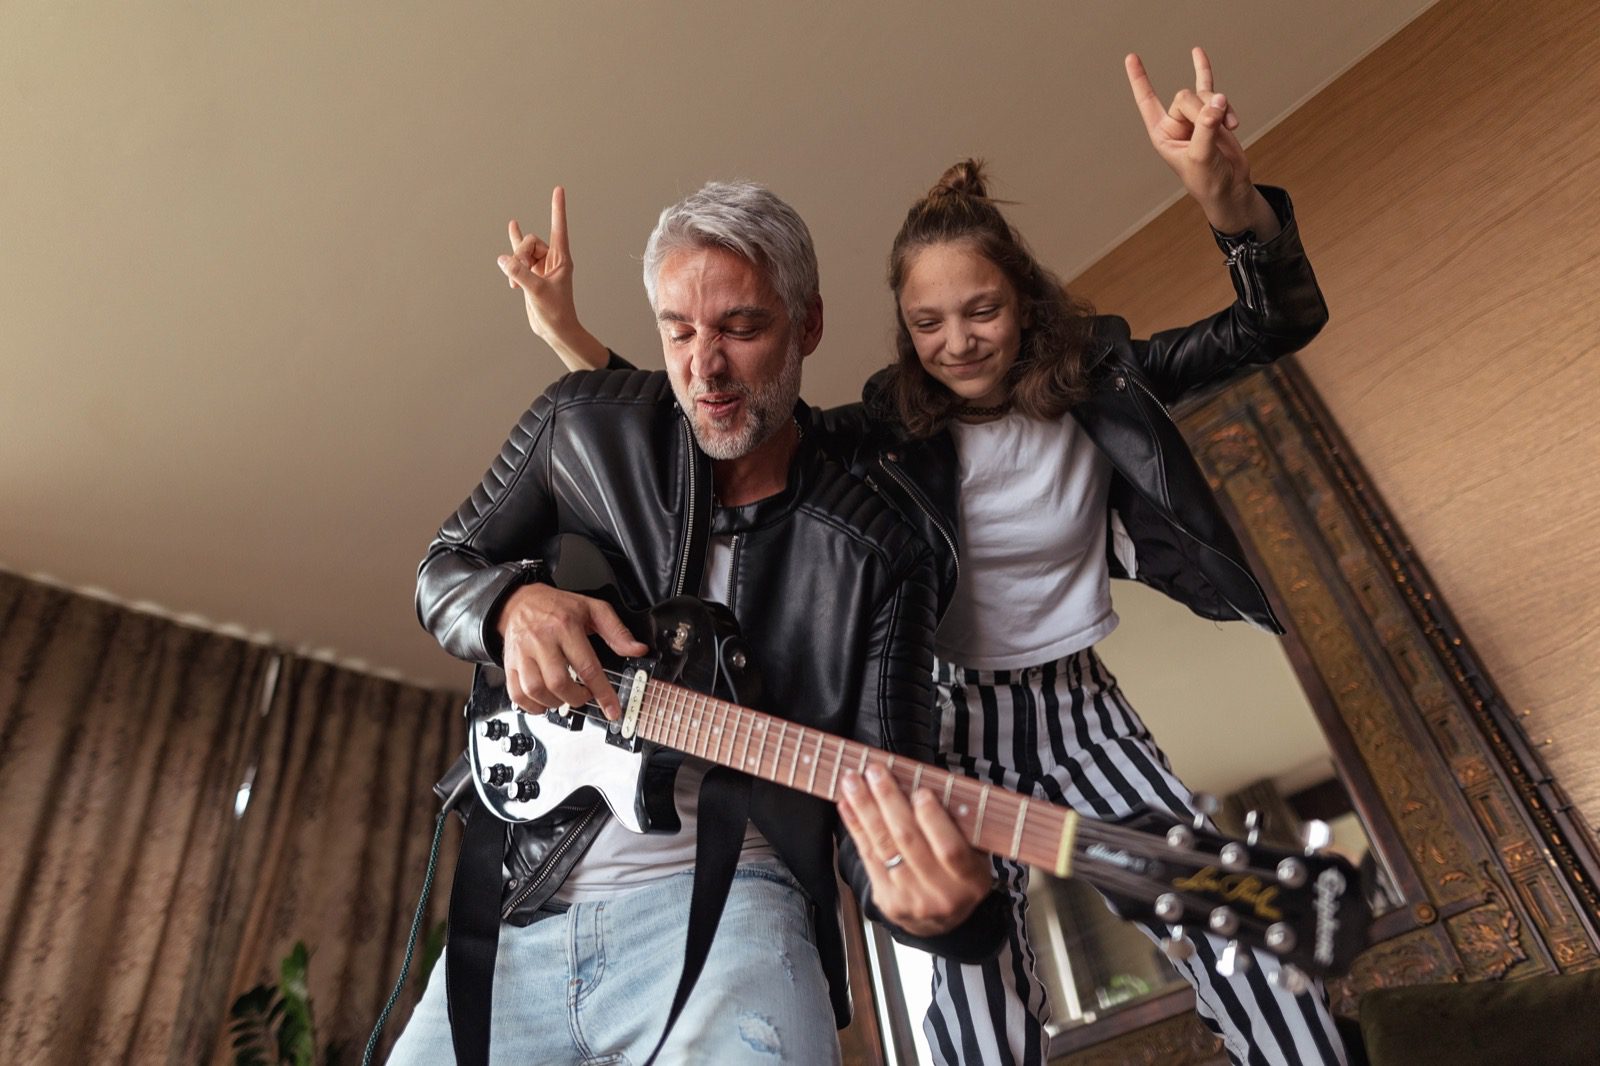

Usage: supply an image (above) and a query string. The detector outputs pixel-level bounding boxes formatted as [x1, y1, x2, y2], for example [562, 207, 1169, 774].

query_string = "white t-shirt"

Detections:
[552, 535, 778, 902]
[933, 412, 1119, 669]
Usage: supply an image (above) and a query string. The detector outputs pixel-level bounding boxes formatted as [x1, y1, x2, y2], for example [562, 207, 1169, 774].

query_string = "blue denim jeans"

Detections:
[388, 862, 841, 1065]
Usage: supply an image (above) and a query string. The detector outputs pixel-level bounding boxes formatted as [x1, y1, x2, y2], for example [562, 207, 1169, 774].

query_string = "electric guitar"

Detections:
[464, 537, 1369, 985]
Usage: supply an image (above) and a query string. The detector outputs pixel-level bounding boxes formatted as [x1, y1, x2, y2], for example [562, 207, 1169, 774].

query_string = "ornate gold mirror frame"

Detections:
[1052, 359, 1600, 1064]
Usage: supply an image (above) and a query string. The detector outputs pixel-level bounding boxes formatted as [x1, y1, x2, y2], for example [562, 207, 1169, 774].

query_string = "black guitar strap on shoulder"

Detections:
[641, 766, 752, 1066]
[445, 793, 505, 1066]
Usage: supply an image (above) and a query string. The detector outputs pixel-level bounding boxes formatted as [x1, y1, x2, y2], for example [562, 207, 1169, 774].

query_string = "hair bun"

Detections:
[930, 158, 989, 200]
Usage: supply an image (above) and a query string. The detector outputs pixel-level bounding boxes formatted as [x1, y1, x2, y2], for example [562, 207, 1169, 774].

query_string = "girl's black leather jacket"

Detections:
[817, 185, 1327, 633]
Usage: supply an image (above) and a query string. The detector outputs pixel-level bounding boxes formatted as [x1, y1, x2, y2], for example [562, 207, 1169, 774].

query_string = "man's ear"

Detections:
[799, 294, 824, 358]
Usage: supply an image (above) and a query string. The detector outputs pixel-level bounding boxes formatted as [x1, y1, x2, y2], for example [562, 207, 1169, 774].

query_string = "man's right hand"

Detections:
[497, 186, 611, 372]
[495, 582, 649, 720]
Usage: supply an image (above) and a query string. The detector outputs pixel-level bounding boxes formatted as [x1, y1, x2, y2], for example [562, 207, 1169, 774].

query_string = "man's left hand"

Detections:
[838, 765, 995, 937]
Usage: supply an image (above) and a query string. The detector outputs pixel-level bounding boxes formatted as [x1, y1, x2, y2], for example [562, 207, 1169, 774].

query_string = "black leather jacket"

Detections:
[814, 185, 1327, 631]
[416, 370, 1005, 1026]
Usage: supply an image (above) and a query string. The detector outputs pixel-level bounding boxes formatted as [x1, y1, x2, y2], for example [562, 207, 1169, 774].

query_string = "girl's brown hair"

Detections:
[887, 159, 1096, 438]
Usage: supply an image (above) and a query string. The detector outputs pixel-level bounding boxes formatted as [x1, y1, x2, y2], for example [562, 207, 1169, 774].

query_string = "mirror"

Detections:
[866, 360, 1600, 1064]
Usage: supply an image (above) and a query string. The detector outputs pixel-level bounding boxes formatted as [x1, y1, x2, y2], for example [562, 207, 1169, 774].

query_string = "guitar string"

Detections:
[508, 669, 1299, 884]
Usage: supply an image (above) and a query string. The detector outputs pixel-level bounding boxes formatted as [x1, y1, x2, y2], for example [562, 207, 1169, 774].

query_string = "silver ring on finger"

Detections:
[883, 853, 905, 872]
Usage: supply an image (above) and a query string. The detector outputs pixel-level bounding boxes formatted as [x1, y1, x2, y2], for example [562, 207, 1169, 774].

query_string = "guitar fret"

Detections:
[775, 720, 789, 783]
[783, 721, 798, 786]
[754, 716, 769, 774]
[856, 747, 869, 774]
[975, 784, 991, 836]
[943, 775, 954, 806]
[1011, 797, 1028, 857]
[912, 764, 924, 793]
[738, 707, 754, 772]
[807, 732, 822, 793]
[827, 739, 844, 798]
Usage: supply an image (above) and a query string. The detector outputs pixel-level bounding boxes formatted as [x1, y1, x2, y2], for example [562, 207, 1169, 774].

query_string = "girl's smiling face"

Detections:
[897, 240, 1025, 409]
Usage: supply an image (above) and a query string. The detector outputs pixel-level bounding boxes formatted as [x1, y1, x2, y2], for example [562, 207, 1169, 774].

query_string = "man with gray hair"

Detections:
[395, 181, 1004, 1064]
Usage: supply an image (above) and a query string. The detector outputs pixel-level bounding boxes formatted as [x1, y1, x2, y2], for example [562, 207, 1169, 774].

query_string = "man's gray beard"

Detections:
[678, 341, 803, 461]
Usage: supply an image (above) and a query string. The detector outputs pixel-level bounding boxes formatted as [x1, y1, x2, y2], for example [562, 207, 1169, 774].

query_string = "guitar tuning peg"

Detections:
[1190, 792, 1219, 831]
[1300, 819, 1332, 855]
[1154, 892, 1183, 923]
[1276, 857, 1308, 888]
[1270, 963, 1311, 995]
[1219, 842, 1250, 871]
[1207, 907, 1240, 937]
[1245, 809, 1261, 846]
[1166, 824, 1195, 851]
[1215, 939, 1252, 978]
[1264, 922, 1297, 955]
[1161, 927, 1196, 962]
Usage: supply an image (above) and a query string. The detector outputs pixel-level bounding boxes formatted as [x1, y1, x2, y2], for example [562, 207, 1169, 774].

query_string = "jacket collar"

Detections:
[708, 402, 821, 535]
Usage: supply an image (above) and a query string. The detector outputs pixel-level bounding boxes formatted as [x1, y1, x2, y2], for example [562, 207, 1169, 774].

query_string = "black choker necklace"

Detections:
[954, 400, 1013, 419]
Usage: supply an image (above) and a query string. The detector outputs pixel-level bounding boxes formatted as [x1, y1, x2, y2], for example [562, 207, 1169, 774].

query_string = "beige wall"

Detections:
[1069, 0, 1600, 828]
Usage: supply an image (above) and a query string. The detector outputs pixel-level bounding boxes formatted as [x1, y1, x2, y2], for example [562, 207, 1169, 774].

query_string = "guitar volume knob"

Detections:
[482, 719, 509, 741]
[512, 781, 540, 802]
[484, 763, 513, 787]
[502, 734, 534, 756]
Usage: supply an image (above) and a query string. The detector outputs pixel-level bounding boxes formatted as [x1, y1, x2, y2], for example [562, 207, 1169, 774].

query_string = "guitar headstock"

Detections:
[1082, 805, 1370, 988]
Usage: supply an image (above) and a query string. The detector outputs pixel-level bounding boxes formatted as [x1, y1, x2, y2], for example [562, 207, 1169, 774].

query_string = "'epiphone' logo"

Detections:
[1171, 866, 1284, 921]
[1085, 843, 1153, 875]
[1314, 867, 1347, 966]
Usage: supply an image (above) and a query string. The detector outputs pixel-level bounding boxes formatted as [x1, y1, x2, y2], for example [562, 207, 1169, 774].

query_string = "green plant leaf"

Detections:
[228, 982, 283, 1066]
[278, 941, 316, 1066]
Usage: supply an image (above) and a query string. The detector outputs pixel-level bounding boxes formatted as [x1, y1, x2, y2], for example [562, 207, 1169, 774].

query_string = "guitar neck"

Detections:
[633, 677, 1080, 877]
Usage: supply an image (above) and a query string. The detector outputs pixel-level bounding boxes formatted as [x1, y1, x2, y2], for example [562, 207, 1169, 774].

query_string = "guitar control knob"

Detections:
[1154, 893, 1184, 923]
[1219, 842, 1249, 871]
[502, 734, 533, 756]
[512, 781, 540, 802]
[1270, 963, 1311, 995]
[1208, 907, 1240, 937]
[1265, 922, 1297, 954]
[1215, 940, 1252, 978]
[483, 719, 509, 741]
[484, 763, 513, 787]
[1276, 857, 1308, 888]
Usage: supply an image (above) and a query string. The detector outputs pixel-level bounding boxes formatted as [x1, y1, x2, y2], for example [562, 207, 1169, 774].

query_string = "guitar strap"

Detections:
[445, 793, 505, 1066]
[642, 766, 751, 1066]
[442, 770, 753, 1066]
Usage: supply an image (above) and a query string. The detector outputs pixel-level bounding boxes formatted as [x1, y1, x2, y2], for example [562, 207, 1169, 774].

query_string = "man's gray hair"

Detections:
[642, 181, 819, 328]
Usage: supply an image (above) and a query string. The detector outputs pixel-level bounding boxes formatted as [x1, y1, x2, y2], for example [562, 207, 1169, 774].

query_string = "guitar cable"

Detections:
[361, 773, 475, 1066]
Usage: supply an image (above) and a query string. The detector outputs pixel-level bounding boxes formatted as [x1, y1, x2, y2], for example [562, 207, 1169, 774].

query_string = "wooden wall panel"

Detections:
[1069, 0, 1600, 827]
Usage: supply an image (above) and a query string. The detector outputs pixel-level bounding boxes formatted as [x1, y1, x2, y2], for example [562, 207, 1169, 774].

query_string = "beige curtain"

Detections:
[214, 652, 461, 1063]
[0, 571, 275, 1061]
[0, 571, 467, 1064]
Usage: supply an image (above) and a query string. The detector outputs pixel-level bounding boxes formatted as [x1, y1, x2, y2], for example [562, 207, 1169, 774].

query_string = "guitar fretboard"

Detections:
[630, 675, 1080, 877]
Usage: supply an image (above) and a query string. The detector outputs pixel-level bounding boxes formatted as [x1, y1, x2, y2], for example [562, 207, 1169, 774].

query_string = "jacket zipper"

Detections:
[1226, 241, 1259, 312]
[501, 801, 604, 918]
[879, 456, 960, 593]
[674, 416, 699, 597]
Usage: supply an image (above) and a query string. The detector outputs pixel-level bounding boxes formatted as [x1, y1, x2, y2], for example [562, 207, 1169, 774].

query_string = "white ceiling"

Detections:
[2, 2, 1435, 793]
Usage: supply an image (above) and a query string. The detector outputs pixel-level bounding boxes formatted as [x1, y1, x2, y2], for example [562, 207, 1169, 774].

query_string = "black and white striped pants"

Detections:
[924, 648, 1347, 1066]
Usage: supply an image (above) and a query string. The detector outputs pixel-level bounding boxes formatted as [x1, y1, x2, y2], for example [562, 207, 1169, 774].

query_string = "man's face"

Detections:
[655, 245, 815, 461]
